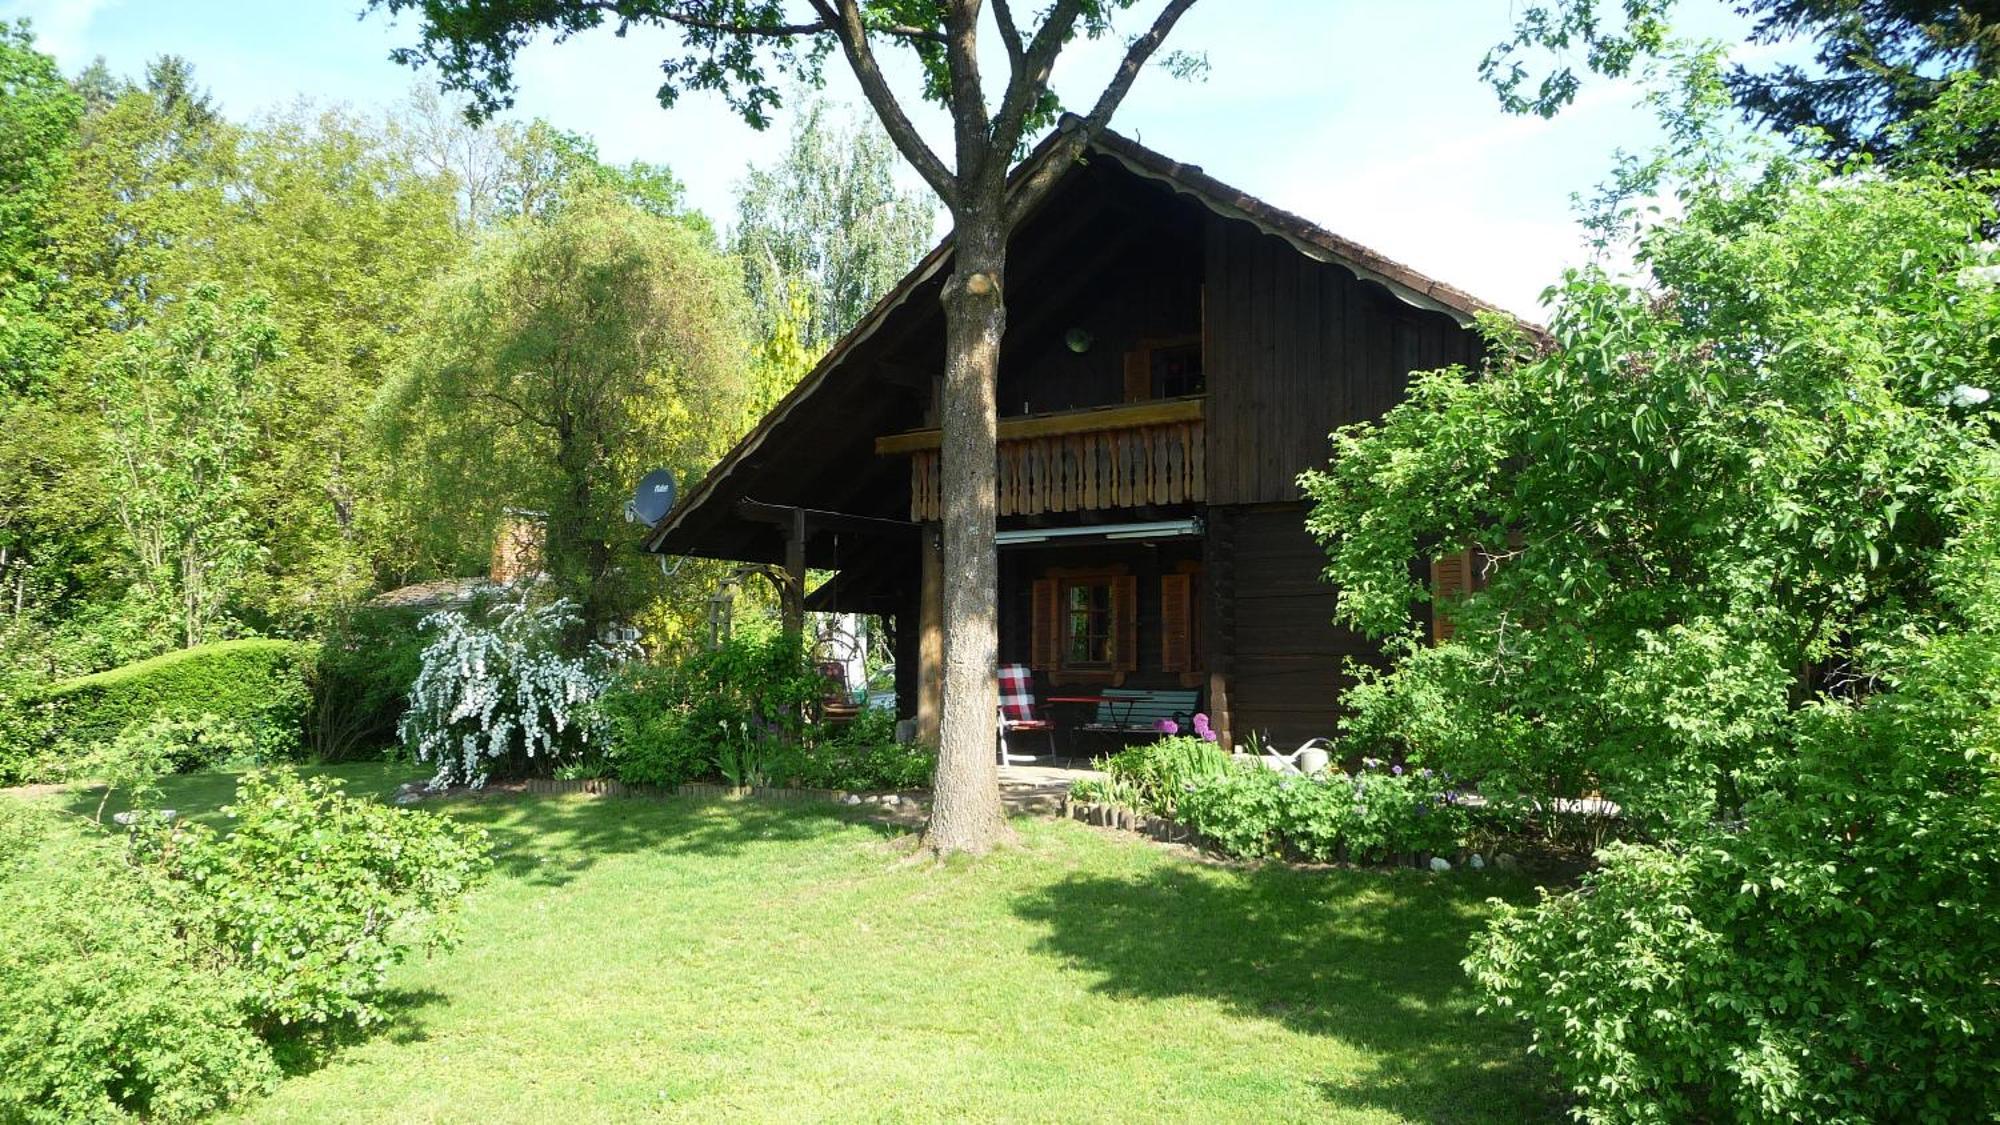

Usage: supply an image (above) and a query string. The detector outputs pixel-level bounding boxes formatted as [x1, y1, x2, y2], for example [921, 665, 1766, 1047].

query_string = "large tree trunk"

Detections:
[921, 212, 1013, 856]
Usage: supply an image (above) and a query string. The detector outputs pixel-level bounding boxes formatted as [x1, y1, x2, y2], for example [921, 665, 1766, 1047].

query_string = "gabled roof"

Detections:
[644, 122, 1519, 558]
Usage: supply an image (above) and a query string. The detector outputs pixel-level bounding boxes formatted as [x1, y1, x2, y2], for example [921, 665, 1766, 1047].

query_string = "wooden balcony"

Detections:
[874, 396, 1205, 521]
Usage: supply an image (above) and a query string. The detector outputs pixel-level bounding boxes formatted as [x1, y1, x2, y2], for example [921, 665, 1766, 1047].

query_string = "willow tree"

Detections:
[379, 191, 749, 647]
[375, 0, 1201, 856]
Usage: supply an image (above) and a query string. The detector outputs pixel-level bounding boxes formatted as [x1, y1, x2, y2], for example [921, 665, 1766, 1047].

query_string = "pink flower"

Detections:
[1156, 718, 1179, 735]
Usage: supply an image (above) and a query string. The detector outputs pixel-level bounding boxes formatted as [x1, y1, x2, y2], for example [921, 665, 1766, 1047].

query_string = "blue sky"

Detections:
[7, 0, 1771, 317]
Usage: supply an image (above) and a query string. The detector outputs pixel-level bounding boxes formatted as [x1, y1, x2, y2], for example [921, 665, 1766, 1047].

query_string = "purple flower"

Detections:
[1419, 768, 1433, 780]
[1192, 712, 1212, 735]
[1156, 718, 1179, 735]
[1200, 729, 1219, 743]
[1391, 764, 1404, 776]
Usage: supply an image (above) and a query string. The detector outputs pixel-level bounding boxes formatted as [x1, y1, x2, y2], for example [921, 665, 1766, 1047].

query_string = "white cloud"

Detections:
[3, 0, 113, 62]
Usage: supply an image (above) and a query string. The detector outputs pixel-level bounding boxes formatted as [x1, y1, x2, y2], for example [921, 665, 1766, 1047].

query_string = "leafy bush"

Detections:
[773, 707, 936, 791]
[131, 768, 491, 1030]
[400, 597, 621, 787]
[603, 630, 821, 788]
[1466, 629, 2000, 1123]
[0, 801, 275, 1123]
[24, 639, 312, 775]
[307, 605, 430, 763]
[1095, 735, 1233, 817]
[114, 713, 257, 774]
[1305, 74, 2000, 1121]
[0, 694, 58, 787]
[1175, 766, 1288, 857]
[1169, 758, 1470, 864]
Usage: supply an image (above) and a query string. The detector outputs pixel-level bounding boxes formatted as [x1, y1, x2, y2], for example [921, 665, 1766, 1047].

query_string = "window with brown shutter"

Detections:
[1030, 578, 1060, 670]
[1030, 566, 1138, 682]
[1111, 574, 1138, 673]
[1161, 572, 1193, 673]
[1430, 548, 1474, 643]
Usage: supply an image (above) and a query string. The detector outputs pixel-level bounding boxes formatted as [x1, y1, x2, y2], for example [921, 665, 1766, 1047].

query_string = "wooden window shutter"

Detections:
[1160, 573, 1193, 673]
[1111, 574, 1139, 672]
[1122, 347, 1150, 402]
[1430, 548, 1474, 643]
[1030, 579, 1059, 670]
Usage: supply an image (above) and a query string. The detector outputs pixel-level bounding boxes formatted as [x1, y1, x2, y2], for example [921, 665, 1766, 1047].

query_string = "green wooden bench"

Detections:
[1081, 687, 1201, 735]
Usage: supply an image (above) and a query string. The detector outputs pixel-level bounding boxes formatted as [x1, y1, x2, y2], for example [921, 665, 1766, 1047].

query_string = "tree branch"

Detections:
[990, 0, 1087, 159]
[813, 0, 961, 206]
[1004, 0, 1199, 227]
[646, 2, 943, 45]
[945, 1, 993, 187]
[990, 0, 1026, 69]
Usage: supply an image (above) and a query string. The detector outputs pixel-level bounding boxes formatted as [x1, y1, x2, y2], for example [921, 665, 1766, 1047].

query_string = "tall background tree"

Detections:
[1488, 1, 2000, 168]
[378, 190, 750, 647]
[733, 98, 936, 352]
[375, 0, 1204, 856]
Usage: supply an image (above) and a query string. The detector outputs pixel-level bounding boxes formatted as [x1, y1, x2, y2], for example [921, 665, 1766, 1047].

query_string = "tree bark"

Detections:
[920, 210, 1013, 856]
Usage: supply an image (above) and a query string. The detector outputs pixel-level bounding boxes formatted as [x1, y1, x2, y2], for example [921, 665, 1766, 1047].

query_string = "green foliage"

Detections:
[306, 605, 432, 762]
[1095, 734, 1233, 817]
[97, 282, 280, 648]
[1309, 69, 2000, 1119]
[131, 768, 492, 1031]
[602, 629, 820, 787]
[29, 639, 312, 773]
[0, 800, 276, 1123]
[734, 98, 936, 350]
[0, 21, 81, 394]
[380, 189, 749, 642]
[773, 707, 937, 791]
[1174, 760, 1471, 864]
[1303, 138, 2000, 837]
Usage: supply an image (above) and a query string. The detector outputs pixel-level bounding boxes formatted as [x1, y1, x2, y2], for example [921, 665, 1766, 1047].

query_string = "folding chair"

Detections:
[996, 663, 1056, 766]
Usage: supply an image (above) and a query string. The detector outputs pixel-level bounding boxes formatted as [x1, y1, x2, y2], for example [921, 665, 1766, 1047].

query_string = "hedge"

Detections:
[26, 639, 313, 767]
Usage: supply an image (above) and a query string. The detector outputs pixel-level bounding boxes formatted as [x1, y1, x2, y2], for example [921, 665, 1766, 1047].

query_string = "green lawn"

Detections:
[52, 765, 1554, 1123]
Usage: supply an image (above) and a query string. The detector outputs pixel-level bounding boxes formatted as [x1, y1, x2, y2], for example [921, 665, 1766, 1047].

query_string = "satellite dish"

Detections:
[627, 468, 678, 526]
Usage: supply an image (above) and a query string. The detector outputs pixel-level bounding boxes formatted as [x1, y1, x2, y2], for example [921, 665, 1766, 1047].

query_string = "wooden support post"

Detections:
[916, 523, 943, 746]
[782, 506, 807, 636]
[1208, 671, 1232, 753]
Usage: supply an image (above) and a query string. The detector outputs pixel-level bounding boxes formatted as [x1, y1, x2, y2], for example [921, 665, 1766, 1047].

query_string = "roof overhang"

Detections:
[644, 122, 1528, 562]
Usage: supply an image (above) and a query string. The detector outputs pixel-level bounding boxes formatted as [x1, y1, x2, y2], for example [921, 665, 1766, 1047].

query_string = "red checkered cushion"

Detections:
[997, 664, 1039, 724]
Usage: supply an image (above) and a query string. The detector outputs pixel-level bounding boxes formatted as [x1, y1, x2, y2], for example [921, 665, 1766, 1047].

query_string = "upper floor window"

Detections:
[1123, 334, 1204, 401]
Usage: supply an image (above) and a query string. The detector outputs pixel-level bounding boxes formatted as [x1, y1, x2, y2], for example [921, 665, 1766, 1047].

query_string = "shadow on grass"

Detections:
[55, 761, 423, 829]
[459, 792, 910, 888]
[267, 987, 450, 1078]
[1013, 863, 1556, 1123]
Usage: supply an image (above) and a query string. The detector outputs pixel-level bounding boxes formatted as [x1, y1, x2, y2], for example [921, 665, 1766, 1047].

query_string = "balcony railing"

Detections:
[874, 396, 1205, 522]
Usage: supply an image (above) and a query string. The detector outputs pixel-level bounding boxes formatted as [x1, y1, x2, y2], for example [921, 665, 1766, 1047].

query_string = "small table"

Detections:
[1047, 695, 1121, 758]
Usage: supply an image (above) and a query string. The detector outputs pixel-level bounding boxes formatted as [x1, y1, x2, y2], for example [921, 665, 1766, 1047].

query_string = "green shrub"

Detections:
[1466, 631, 2000, 1123]
[604, 630, 821, 788]
[0, 695, 58, 787]
[307, 606, 430, 763]
[0, 801, 275, 1123]
[28, 639, 312, 774]
[1096, 735, 1233, 817]
[1176, 766, 1288, 857]
[132, 768, 492, 1030]
[773, 707, 936, 791]
[1171, 758, 1469, 864]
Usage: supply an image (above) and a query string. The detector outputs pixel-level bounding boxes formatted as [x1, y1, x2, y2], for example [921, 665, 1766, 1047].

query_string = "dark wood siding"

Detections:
[1208, 502, 1383, 749]
[1202, 218, 1483, 506]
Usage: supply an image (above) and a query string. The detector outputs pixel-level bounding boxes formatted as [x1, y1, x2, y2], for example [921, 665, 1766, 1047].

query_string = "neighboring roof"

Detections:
[645, 122, 1521, 558]
[367, 577, 493, 610]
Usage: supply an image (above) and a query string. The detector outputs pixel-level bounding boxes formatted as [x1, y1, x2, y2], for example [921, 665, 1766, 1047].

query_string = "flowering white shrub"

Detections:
[399, 597, 621, 788]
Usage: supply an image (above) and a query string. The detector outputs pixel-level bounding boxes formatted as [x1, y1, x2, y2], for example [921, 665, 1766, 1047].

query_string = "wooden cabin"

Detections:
[643, 126, 1506, 750]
